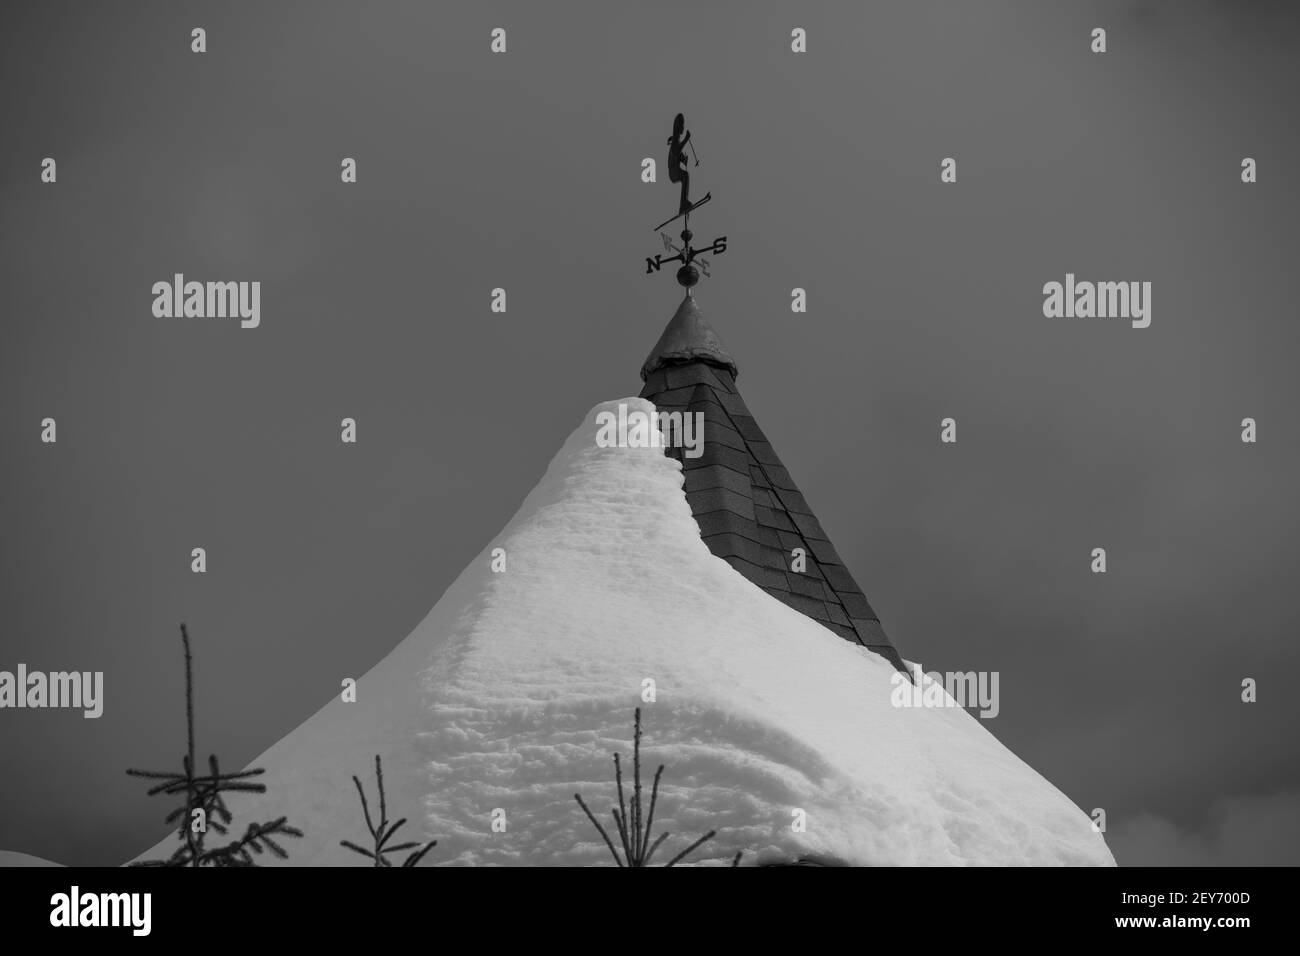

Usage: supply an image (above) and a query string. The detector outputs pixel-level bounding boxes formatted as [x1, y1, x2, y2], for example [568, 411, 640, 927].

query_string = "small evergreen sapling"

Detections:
[575, 707, 740, 866]
[340, 755, 438, 867]
[127, 624, 302, 866]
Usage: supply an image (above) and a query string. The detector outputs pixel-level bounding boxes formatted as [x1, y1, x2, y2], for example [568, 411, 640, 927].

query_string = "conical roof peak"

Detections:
[640, 293, 738, 381]
[638, 294, 904, 672]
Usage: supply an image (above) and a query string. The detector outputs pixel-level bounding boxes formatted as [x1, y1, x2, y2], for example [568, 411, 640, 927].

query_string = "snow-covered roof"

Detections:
[131, 398, 1114, 866]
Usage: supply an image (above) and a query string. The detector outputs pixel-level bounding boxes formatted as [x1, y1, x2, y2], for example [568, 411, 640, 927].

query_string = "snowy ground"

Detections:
[0, 851, 62, 867]
[133, 397, 1114, 866]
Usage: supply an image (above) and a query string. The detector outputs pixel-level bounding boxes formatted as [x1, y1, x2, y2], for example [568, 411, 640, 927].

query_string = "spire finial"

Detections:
[639, 293, 736, 381]
[644, 112, 726, 287]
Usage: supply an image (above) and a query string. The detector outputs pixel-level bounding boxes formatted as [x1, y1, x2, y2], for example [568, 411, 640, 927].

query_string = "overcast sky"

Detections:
[1, 0, 1298, 866]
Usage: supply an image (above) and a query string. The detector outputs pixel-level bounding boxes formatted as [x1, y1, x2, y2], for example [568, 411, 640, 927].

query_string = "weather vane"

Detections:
[645, 112, 727, 289]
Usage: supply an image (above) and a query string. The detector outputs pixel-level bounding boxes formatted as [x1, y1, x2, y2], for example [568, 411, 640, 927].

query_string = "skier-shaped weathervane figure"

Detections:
[646, 112, 726, 289]
[666, 113, 704, 219]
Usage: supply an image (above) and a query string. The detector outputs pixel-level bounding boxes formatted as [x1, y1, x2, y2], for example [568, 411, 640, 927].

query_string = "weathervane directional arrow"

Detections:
[645, 112, 726, 289]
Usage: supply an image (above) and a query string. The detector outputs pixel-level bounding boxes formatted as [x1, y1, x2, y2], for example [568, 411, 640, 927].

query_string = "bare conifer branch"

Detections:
[127, 625, 301, 866]
[574, 709, 732, 866]
[341, 754, 437, 868]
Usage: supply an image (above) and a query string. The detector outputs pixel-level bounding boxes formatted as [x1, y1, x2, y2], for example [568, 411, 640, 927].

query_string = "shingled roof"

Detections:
[640, 293, 905, 671]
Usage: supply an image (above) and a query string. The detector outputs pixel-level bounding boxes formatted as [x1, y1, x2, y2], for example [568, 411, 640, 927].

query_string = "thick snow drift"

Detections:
[135, 398, 1113, 866]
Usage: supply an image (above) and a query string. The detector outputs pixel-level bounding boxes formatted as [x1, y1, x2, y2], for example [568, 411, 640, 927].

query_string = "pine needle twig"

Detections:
[340, 754, 437, 867]
[573, 707, 728, 867]
[127, 624, 302, 867]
